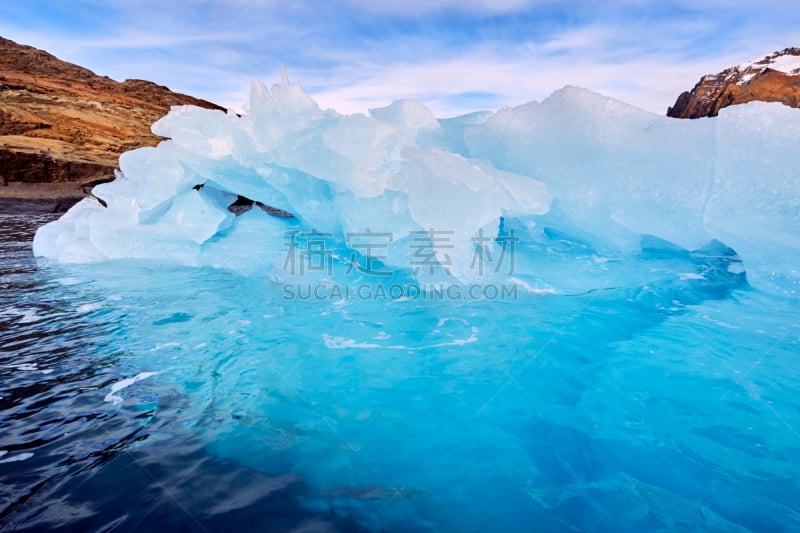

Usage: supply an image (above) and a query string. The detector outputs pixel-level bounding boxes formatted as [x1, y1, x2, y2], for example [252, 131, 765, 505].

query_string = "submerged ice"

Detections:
[33, 73, 800, 296]
[23, 74, 800, 531]
[45, 249, 795, 531]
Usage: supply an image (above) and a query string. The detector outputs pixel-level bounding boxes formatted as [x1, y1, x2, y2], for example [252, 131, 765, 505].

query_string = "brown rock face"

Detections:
[0, 36, 225, 186]
[667, 47, 800, 118]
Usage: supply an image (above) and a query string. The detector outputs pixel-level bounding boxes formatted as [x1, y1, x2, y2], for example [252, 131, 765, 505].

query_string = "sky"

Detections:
[1, 1, 799, 117]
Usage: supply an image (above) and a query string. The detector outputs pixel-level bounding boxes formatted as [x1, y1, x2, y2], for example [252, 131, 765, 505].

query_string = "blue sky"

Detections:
[2, 1, 799, 116]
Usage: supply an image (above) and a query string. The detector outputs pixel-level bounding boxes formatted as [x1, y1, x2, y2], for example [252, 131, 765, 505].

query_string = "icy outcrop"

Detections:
[34, 74, 551, 282]
[34, 75, 800, 295]
[464, 87, 800, 293]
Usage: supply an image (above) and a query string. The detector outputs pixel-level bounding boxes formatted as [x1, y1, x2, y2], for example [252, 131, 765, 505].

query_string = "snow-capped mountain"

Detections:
[668, 47, 800, 118]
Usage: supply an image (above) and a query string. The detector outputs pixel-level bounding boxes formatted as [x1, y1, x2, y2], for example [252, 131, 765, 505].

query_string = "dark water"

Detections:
[4, 214, 800, 532]
[0, 215, 364, 532]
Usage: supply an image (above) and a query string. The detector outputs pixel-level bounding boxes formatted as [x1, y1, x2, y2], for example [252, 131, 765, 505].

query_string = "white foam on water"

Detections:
[77, 302, 102, 313]
[104, 372, 158, 405]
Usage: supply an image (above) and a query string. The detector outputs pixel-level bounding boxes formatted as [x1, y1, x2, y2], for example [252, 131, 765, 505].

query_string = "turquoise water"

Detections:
[3, 214, 800, 531]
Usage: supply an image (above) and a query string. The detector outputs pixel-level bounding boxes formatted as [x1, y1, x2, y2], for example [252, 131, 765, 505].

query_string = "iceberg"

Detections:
[33, 74, 800, 296]
[23, 73, 800, 531]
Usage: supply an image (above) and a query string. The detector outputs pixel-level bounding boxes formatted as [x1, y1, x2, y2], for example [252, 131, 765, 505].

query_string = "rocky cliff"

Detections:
[0, 36, 224, 189]
[668, 47, 800, 118]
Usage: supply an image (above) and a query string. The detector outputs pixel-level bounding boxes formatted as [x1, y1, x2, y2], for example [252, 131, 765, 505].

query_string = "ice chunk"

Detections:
[706, 102, 800, 295]
[35, 74, 551, 282]
[248, 69, 320, 120]
[159, 187, 233, 245]
[370, 99, 441, 141]
[199, 207, 295, 275]
[403, 147, 550, 280]
[33, 198, 107, 263]
[466, 86, 717, 252]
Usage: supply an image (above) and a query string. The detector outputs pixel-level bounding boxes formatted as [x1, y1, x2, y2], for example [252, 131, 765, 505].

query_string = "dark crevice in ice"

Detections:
[192, 183, 295, 219]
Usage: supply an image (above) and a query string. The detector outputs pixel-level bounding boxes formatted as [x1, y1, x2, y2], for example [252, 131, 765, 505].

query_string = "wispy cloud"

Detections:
[296, 47, 749, 117]
[1, 1, 799, 116]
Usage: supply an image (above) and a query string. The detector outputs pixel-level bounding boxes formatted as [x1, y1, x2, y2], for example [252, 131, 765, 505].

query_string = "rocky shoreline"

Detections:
[0, 182, 86, 214]
[0, 35, 224, 208]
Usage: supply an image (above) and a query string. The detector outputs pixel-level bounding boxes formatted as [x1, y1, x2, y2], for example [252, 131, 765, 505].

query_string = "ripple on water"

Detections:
[3, 214, 800, 531]
[0, 215, 365, 531]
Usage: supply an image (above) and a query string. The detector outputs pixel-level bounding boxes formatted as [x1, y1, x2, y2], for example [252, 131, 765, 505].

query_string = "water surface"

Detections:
[2, 214, 800, 531]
